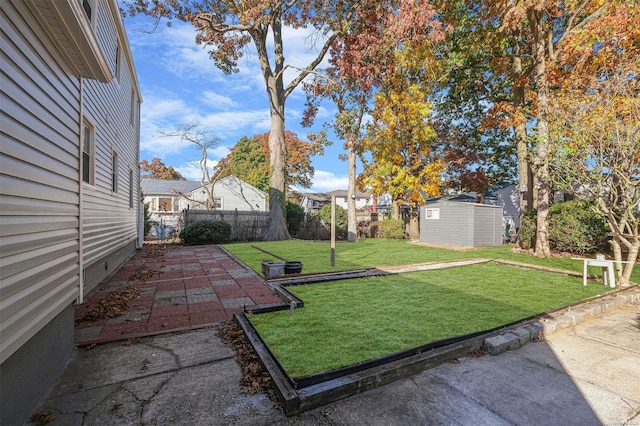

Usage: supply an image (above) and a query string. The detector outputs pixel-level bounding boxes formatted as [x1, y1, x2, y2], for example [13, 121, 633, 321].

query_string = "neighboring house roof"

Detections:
[141, 179, 201, 195]
[329, 189, 371, 199]
[304, 193, 331, 202]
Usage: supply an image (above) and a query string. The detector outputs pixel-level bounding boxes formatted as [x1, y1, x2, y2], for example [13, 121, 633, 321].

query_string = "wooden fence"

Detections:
[183, 209, 269, 241]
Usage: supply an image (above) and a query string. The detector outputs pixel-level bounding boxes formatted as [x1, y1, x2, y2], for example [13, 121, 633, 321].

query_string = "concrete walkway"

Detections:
[30, 301, 639, 425]
[75, 245, 281, 346]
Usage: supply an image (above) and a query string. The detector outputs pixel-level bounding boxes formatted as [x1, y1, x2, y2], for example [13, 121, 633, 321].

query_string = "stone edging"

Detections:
[483, 285, 640, 355]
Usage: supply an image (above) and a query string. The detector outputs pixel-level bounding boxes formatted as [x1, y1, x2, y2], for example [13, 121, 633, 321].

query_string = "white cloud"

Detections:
[307, 170, 349, 192]
[175, 159, 218, 181]
[202, 91, 237, 109]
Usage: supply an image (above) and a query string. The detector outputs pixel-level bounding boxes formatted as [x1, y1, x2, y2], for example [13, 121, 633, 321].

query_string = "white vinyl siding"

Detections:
[0, 1, 81, 364]
[80, 0, 140, 283]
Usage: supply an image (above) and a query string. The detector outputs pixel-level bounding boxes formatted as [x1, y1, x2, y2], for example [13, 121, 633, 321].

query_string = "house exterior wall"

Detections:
[0, 1, 140, 423]
[187, 177, 267, 212]
[142, 177, 267, 236]
[1, 0, 82, 370]
[81, 0, 141, 292]
[419, 202, 503, 247]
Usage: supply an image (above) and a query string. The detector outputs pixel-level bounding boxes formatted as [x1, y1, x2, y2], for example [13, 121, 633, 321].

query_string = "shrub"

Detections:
[379, 219, 405, 239]
[548, 200, 609, 254]
[319, 204, 348, 239]
[180, 220, 232, 245]
[518, 201, 609, 254]
[286, 201, 305, 237]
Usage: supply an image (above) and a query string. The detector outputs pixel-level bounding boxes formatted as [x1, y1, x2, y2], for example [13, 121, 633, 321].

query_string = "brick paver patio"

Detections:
[75, 244, 281, 345]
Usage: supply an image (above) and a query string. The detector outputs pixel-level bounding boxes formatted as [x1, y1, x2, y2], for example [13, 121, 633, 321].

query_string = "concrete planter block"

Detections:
[566, 310, 587, 325]
[512, 327, 531, 346]
[526, 323, 544, 341]
[504, 333, 521, 350]
[484, 335, 510, 355]
[542, 320, 558, 335]
[554, 315, 575, 329]
[582, 304, 601, 317]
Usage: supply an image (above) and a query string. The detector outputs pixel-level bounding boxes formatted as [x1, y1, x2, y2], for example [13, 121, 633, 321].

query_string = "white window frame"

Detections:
[130, 88, 136, 126]
[129, 169, 134, 208]
[115, 40, 121, 81]
[82, 118, 95, 186]
[82, 0, 95, 24]
[111, 150, 119, 193]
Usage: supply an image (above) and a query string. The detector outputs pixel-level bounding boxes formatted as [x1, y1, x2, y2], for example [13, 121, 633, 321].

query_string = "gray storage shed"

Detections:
[420, 202, 503, 247]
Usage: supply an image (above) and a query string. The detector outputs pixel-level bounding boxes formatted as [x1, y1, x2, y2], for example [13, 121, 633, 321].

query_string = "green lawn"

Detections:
[224, 239, 636, 379]
[249, 262, 609, 378]
[224, 239, 640, 282]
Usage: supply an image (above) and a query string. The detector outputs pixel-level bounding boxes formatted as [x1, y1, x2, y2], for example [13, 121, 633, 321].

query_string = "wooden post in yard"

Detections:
[331, 194, 336, 267]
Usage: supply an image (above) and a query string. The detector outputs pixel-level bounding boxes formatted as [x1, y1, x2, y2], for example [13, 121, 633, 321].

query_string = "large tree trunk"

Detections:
[512, 45, 533, 244]
[407, 206, 419, 240]
[255, 20, 290, 241]
[621, 242, 639, 287]
[529, 8, 552, 257]
[264, 100, 291, 241]
[347, 144, 358, 242]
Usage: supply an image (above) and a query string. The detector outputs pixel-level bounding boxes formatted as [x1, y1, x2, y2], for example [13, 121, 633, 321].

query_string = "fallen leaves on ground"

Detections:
[140, 243, 168, 259]
[128, 268, 162, 281]
[217, 320, 281, 409]
[76, 285, 139, 324]
[30, 409, 55, 426]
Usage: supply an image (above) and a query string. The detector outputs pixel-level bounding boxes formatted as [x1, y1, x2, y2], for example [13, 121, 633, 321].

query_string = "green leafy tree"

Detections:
[319, 204, 348, 240]
[215, 131, 322, 193]
[360, 42, 444, 238]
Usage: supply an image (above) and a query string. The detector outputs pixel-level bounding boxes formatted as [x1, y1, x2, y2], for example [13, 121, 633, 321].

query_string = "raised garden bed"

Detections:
[234, 259, 618, 415]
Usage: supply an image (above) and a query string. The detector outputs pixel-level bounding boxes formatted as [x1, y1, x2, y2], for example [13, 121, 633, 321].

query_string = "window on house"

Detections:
[111, 151, 118, 193]
[129, 169, 134, 208]
[158, 198, 173, 212]
[82, 120, 94, 185]
[115, 42, 121, 81]
[130, 89, 135, 126]
[213, 197, 222, 209]
[82, 0, 93, 22]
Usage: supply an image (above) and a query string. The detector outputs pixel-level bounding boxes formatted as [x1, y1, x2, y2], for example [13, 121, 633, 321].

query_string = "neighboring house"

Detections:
[141, 176, 268, 234]
[301, 192, 331, 213]
[301, 190, 372, 213]
[1, 1, 141, 424]
[486, 184, 521, 230]
[141, 179, 201, 232]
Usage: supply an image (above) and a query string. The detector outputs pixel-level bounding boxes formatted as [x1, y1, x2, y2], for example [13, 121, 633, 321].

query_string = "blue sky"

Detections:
[122, 13, 350, 192]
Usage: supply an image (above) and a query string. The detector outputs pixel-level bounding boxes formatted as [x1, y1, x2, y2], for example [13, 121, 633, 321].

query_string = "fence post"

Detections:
[234, 208, 239, 240]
